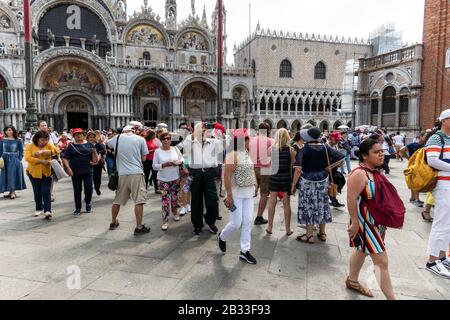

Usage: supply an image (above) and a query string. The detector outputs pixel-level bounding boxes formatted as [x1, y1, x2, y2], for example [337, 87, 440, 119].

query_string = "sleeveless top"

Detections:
[232, 151, 256, 198]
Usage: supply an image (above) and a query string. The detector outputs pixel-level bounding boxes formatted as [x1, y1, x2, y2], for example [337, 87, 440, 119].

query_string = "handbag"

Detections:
[51, 159, 68, 181]
[108, 135, 121, 191]
[0, 157, 4, 169]
[324, 145, 338, 198]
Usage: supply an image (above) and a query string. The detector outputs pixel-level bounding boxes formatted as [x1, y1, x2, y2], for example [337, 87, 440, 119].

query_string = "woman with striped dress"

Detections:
[346, 139, 396, 300]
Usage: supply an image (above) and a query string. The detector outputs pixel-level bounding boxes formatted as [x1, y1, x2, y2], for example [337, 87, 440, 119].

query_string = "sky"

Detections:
[127, 0, 425, 63]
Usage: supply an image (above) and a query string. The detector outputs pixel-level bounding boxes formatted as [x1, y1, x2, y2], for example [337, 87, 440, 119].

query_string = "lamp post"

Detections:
[24, 0, 37, 130]
[216, 0, 224, 124]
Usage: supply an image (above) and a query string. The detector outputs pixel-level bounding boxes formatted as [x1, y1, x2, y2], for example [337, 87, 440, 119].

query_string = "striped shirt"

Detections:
[425, 131, 450, 186]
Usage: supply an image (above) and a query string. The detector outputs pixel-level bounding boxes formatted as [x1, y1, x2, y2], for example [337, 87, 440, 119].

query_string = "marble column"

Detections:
[395, 96, 400, 128]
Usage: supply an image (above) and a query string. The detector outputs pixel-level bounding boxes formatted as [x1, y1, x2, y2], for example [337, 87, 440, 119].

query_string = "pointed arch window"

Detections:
[314, 61, 326, 79]
[143, 51, 151, 61]
[280, 59, 292, 78]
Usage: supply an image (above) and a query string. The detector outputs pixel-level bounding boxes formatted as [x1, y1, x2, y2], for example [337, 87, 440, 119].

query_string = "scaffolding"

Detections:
[369, 22, 403, 56]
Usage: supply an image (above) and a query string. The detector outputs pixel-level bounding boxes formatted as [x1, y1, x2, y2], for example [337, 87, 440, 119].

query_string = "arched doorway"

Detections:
[143, 103, 158, 128]
[132, 77, 170, 127]
[263, 119, 274, 131]
[320, 120, 330, 132]
[181, 81, 216, 127]
[0, 74, 7, 110]
[382, 86, 396, 127]
[277, 120, 287, 129]
[291, 120, 301, 133]
[250, 119, 256, 130]
[60, 95, 93, 130]
[307, 120, 317, 127]
[333, 121, 342, 130]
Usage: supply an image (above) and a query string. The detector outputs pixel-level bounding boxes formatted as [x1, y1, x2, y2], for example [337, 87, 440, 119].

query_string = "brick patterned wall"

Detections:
[421, 0, 450, 130]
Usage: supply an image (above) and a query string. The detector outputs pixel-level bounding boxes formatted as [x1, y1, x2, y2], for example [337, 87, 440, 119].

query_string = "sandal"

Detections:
[109, 220, 120, 230]
[345, 277, 374, 298]
[296, 234, 314, 244]
[286, 230, 294, 236]
[10, 193, 16, 200]
[421, 211, 433, 223]
[265, 229, 273, 235]
[317, 233, 327, 242]
[3, 194, 10, 199]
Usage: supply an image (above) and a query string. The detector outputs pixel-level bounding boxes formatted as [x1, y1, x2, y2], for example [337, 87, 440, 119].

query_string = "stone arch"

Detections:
[263, 118, 274, 130]
[250, 119, 256, 129]
[128, 71, 175, 97]
[0, 1, 21, 34]
[320, 120, 331, 131]
[32, 0, 117, 41]
[333, 120, 343, 130]
[34, 47, 117, 92]
[277, 119, 288, 129]
[291, 120, 302, 132]
[177, 76, 217, 97]
[231, 83, 251, 100]
[0, 65, 13, 87]
[347, 121, 353, 128]
[243, 120, 249, 129]
[50, 87, 103, 118]
[175, 27, 213, 52]
[122, 19, 170, 47]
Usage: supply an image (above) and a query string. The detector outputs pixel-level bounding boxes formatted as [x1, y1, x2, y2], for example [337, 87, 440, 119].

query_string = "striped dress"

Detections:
[350, 178, 387, 254]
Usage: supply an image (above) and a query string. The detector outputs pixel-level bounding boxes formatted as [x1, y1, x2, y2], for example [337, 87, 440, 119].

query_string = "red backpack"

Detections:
[355, 166, 405, 229]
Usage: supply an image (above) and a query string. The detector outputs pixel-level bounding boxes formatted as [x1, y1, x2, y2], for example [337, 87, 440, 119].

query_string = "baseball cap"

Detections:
[438, 109, 450, 122]
[71, 128, 84, 135]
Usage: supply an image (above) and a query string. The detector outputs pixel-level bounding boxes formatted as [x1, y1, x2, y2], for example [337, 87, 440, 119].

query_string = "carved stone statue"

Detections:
[47, 28, 55, 48]
[191, 0, 195, 16]
[92, 34, 98, 52]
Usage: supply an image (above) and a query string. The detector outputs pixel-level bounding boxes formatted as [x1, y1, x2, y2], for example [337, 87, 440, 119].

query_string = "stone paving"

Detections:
[0, 160, 449, 300]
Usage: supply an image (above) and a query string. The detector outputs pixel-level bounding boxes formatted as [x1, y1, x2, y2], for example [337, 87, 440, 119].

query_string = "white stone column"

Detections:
[395, 96, 400, 128]
[377, 97, 382, 128]
[22, 89, 26, 110]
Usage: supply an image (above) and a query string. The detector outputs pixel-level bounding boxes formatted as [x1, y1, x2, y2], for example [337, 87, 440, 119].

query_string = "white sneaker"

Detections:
[441, 257, 450, 269]
[179, 206, 187, 216]
[34, 210, 43, 217]
[426, 260, 450, 279]
[186, 204, 191, 213]
[44, 212, 53, 220]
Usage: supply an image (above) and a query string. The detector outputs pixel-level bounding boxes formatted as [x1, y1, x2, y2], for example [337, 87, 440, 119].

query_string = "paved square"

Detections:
[0, 161, 448, 300]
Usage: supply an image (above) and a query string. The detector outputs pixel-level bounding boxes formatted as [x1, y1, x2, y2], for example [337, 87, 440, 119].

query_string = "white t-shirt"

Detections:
[393, 135, 404, 146]
[153, 147, 183, 182]
[382, 141, 391, 156]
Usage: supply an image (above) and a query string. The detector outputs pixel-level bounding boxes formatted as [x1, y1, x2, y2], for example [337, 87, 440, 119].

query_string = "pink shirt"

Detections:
[249, 135, 275, 168]
[146, 139, 158, 161]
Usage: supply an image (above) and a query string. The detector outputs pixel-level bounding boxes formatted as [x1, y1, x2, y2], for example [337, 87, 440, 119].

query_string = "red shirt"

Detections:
[146, 139, 158, 161]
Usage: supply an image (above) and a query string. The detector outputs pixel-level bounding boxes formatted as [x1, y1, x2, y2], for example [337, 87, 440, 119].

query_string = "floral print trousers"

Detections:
[158, 180, 180, 223]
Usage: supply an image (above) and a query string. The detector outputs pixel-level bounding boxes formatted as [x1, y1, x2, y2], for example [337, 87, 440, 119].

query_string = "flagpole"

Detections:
[24, 0, 37, 130]
[217, 0, 224, 124]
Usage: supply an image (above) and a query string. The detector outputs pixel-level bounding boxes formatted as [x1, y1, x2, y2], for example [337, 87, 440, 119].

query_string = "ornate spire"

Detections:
[201, 5, 208, 28]
[191, 0, 196, 17]
[165, 0, 177, 29]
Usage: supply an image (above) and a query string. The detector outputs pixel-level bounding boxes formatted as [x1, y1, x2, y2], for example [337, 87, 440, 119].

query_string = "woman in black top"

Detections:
[62, 129, 98, 215]
[87, 131, 106, 196]
[291, 127, 344, 244]
[266, 128, 296, 236]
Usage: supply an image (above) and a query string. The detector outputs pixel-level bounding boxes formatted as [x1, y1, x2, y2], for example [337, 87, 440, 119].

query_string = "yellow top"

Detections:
[25, 143, 60, 179]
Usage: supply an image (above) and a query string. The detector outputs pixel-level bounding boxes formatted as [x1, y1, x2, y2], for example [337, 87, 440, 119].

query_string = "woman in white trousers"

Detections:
[219, 128, 257, 265]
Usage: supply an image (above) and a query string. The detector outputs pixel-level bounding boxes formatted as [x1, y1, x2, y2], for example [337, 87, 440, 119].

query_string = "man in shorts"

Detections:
[107, 126, 150, 235]
[249, 122, 274, 225]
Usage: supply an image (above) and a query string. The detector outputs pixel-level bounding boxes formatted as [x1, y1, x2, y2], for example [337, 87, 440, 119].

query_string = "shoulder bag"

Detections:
[108, 135, 121, 191]
[324, 145, 338, 198]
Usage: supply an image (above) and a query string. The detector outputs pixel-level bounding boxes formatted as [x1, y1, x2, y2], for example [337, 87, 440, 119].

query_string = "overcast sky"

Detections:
[127, 0, 425, 63]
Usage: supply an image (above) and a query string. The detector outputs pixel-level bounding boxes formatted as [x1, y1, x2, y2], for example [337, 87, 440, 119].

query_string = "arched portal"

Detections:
[181, 81, 216, 127]
[277, 119, 288, 129]
[320, 120, 330, 132]
[132, 77, 171, 127]
[382, 86, 396, 127]
[291, 120, 301, 133]
[143, 103, 158, 128]
[333, 121, 343, 130]
[0, 73, 7, 110]
[59, 95, 93, 130]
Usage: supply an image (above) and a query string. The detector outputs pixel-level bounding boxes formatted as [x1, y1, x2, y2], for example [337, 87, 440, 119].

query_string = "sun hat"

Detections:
[300, 127, 321, 143]
[122, 126, 135, 133]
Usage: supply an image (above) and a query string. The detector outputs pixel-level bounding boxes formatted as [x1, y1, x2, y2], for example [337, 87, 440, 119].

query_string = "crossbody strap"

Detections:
[324, 144, 334, 184]
[112, 134, 121, 172]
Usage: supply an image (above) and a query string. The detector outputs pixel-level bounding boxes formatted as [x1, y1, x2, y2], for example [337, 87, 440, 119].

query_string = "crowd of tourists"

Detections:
[1, 109, 450, 300]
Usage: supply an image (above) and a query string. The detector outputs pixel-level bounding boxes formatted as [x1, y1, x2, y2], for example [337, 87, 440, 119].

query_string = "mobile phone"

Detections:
[224, 199, 237, 212]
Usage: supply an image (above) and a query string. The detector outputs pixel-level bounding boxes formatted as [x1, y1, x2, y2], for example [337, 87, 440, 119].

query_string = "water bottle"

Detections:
[183, 176, 194, 193]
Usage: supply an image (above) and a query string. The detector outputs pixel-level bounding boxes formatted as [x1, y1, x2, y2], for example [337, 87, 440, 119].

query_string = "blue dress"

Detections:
[0, 139, 27, 193]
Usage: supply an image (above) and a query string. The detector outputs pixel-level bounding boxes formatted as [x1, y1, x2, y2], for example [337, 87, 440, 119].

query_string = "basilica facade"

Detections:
[0, 0, 252, 131]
